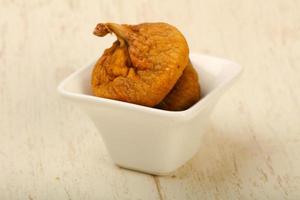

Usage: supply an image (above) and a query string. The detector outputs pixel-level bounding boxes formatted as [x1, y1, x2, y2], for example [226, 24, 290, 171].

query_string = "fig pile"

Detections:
[91, 22, 200, 111]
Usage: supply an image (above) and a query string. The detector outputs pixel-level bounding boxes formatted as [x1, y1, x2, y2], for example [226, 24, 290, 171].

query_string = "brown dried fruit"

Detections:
[91, 22, 189, 107]
[156, 60, 201, 111]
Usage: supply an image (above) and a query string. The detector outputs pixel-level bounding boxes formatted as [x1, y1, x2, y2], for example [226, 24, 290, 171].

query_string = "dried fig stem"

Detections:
[93, 23, 110, 36]
[94, 23, 130, 40]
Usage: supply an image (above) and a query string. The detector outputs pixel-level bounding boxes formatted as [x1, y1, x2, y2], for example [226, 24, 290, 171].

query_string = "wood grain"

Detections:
[0, 0, 299, 199]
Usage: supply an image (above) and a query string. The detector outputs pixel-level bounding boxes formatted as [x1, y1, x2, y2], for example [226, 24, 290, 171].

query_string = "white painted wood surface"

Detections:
[0, 0, 300, 199]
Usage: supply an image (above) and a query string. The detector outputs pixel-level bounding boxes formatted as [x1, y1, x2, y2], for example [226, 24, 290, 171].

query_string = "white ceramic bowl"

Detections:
[57, 53, 242, 175]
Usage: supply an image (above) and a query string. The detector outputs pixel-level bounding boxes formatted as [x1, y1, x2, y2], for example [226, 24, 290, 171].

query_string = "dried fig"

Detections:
[91, 23, 189, 107]
[156, 61, 201, 111]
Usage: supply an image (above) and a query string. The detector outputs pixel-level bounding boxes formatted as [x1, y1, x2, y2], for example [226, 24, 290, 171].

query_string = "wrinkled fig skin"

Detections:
[91, 22, 189, 107]
[156, 61, 201, 111]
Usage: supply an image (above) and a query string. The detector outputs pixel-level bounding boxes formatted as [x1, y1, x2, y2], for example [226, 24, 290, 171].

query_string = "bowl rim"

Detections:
[57, 53, 242, 120]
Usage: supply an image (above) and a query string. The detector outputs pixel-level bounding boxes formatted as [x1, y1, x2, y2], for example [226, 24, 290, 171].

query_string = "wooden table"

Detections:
[1, 0, 300, 199]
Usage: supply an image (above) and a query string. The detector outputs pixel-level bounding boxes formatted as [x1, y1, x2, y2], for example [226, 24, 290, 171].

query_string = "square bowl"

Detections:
[57, 53, 242, 175]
